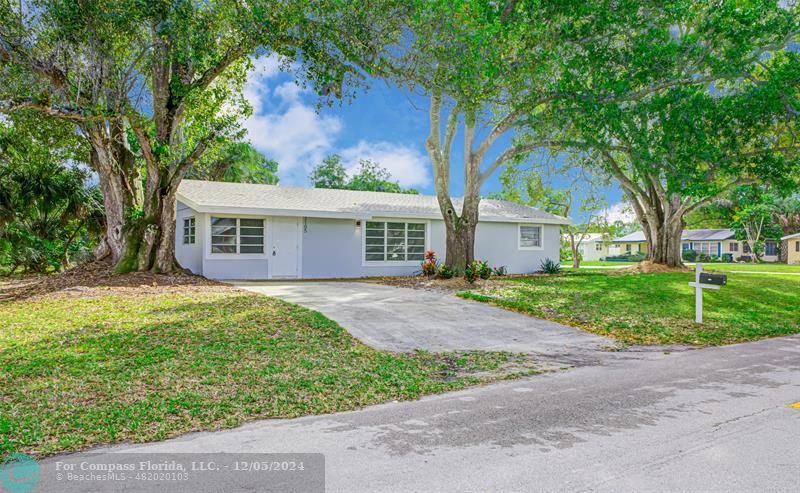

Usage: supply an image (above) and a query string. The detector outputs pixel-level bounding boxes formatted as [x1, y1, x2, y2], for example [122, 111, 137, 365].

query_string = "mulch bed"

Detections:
[0, 259, 232, 301]
[373, 273, 539, 292]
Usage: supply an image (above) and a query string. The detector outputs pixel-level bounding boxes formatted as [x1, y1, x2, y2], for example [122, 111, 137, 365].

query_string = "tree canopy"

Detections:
[309, 154, 418, 193]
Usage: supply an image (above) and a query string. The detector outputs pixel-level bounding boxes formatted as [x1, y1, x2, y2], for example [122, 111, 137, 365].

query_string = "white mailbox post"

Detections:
[688, 263, 727, 323]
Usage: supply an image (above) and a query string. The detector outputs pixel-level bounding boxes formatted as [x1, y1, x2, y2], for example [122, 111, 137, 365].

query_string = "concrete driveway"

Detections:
[232, 281, 620, 364]
[39, 334, 800, 492]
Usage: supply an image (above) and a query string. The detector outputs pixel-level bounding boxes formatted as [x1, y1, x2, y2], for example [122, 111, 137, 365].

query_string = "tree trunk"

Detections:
[571, 238, 580, 269]
[115, 182, 181, 273]
[438, 194, 479, 271]
[83, 123, 142, 264]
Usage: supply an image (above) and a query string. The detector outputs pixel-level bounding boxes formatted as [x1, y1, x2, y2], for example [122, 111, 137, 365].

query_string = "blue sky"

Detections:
[242, 56, 630, 223]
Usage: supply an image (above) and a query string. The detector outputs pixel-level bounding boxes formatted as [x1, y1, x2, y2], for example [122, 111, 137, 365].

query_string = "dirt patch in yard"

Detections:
[373, 274, 543, 292]
[620, 261, 691, 274]
[0, 259, 232, 301]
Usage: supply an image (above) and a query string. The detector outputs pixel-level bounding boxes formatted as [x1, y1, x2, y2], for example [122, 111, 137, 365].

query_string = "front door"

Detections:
[270, 217, 300, 278]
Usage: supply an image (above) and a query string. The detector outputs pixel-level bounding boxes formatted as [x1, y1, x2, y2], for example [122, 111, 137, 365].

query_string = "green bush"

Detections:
[492, 265, 507, 276]
[476, 260, 491, 280]
[682, 249, 698, 262]
[539, 258, 561, 274]
[464, 262, 478, 283]
[463, 260, 491, 283]
[437, 264, 455, 279]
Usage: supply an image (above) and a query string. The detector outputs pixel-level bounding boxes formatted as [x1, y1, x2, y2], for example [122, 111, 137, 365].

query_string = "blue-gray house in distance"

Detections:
[174, 180, 569, 280]
[611, 229, 780, 262]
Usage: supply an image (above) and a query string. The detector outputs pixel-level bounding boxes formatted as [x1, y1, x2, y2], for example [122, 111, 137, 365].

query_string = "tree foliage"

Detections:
[309, 154, 418, 193]
[0, 112, 102, 272]
[0, 0, 408, 272]
[189, 141, 279, 184]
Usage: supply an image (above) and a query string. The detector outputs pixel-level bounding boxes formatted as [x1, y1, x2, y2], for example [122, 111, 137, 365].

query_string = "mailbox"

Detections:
[699, 273, 727, 286]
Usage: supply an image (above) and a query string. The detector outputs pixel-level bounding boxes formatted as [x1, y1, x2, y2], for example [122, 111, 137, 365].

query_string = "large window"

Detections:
[694, 242, 717, 256]
[182, 217, 195, 245]
[728, 242, 739, 252]
[518, 225, 542, 249]
[211, 217, 264, 254]
[765, 241, 778, 256]
[365, 221, 425, 262]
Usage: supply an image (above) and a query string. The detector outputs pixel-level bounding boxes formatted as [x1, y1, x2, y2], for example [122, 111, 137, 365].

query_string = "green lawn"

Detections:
[568, 261, 800, 274]
[575, 261, 636, 267]
[0, 289, 537, 458]
[460, 271, 800, 346]
[687, 262, 800, 273]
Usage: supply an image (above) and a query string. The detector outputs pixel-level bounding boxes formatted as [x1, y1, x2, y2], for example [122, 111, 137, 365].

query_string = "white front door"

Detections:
[270, 217, 301, 278]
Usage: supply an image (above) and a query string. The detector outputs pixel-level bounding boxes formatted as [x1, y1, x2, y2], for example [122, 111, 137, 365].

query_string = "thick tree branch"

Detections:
[0, 99, 95, 122]
[170, 133, 218, 189]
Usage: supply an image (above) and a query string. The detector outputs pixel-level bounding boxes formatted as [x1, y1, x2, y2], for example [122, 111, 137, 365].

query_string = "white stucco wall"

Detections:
[175, 201, 203, 274]
[474, 222, 561, 274]
[176, 208, 563, 279]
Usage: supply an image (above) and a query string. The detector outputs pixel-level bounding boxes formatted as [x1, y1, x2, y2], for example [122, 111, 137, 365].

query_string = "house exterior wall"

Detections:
[787, 239, 800, 265]
[175, 201, 203, 275]
[175, 208, 562, 279]
[474, 222, 561, 273]
[576, 240, 608, 262]
[612, 242, 647, 256]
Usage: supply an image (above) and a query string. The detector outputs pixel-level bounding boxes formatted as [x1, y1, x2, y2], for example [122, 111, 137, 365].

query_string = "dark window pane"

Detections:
[240, 219, 263, 227]
[211, 245, 236, 254]
[211, 217, 235, 227]
[212, 226, 236, 236]
[365, 253, 384, 261]
[240, 227, 264, 236]
[240, 245, 263, 254]
[366, 221, 384, 229]
[240, 236, 263, 245]
[212, 236, 236, 245]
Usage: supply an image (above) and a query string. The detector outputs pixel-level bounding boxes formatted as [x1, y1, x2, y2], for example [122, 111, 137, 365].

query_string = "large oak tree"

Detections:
[0, 0, 405, 272]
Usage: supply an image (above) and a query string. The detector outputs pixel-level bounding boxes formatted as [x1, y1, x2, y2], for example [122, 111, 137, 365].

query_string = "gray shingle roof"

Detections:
[177, 180, 569, 224]
[613, 229, 736, 243]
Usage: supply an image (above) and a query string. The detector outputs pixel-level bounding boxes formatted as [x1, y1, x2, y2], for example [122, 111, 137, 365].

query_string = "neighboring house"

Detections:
[175, 180, 568, 280]
[783, 233, 800, 265]
[610, 229, 780, 262]
[562, 233, 609, 261]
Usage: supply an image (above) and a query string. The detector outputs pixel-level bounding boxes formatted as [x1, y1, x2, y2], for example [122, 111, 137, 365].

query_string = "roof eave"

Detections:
[177, 193, 570, 225]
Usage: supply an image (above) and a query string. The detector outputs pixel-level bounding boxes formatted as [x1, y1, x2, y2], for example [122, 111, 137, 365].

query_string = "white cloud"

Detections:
[243, 56, 343, 182]
[603, 202, 637, 223]
[339, 140, 431, 189]
[241, 55, 431, 188]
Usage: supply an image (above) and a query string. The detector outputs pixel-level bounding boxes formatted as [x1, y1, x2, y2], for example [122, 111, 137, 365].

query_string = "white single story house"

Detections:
[175, 180, 568, 280]
[562, 233, 609, 262]
[783, 232, 800, 265]
[610, 229, 780, 262]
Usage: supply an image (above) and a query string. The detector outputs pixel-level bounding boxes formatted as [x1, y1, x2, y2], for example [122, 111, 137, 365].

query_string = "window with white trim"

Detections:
[210, 217, 264, 254]
[182, 217, 195, 244]
[365, 221, 425, 262]
[694, 242, 717, 256]
[765, 241, 778, 256]
[729, 242, 739, 252]
[595, 242, 603, 251]
[518, 225, 542, 249]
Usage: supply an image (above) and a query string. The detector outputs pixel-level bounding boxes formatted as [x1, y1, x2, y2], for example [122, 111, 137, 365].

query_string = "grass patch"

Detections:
[459, 271, 800, 346]
[688, 262, 800, 273]
[0, 290, 537, 458]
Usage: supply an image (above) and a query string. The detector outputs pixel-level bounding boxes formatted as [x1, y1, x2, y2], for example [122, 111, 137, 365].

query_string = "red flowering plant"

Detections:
[421, 250, 438, 277]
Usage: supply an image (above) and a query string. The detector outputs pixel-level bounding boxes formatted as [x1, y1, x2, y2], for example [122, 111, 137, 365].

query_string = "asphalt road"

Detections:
[39, 334, 800, 492]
